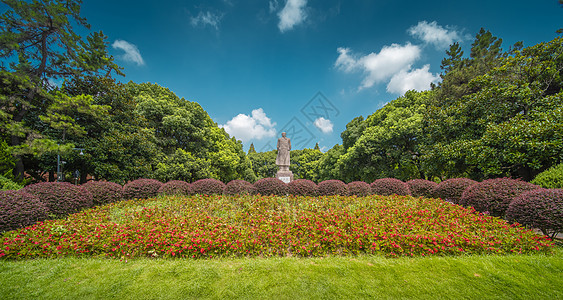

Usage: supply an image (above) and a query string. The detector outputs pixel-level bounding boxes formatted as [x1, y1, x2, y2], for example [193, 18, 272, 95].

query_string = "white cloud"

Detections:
[269, 0, 279, 13]
[386, 65, 440, 95]
[191, 11, 223, 30]
[314, 117, 333, 134]
[220, 108, 277, 142]
[278, 0, 308, 32]
[112, 40, 144, 66]
[335, 43, 421, 90]
[408, 21, 463, 49]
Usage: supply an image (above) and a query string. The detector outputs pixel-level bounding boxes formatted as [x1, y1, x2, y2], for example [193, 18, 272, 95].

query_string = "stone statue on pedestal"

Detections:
[275, 132, 293, 183]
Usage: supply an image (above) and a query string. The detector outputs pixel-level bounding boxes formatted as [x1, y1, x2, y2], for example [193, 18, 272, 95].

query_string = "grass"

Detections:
[1, 247, 562, 299]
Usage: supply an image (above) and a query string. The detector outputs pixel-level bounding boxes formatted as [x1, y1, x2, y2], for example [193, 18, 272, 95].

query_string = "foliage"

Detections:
[157, 180, 192, 196]
[191, 178, 226, 195]
[154, 148, 214, 183]
[23, 182, 93, 218]
[532, 163, 563, 188]
[0, 174, 23, 191]
[0, 190, 48, 232]
[289, 148, 323, 181]
[224, 180, 254, 195]
[82, 181, 123, 206]
[0, 140, 15, 178]
[459, 178, 539, 217]
[347, 181, 372, 197]
[317, 180, 348, 196]
[316, 145, 344, 182]
[287, 179, 317, 196]
[506, 189, 563, 239]
[253, 178, 288, 196]
[0, 195, 553, 259]
[248, 150, 277, 180]
[370, 178, 410, 196]
[432, 178, 477, 204]
[123, 179, 163, 200]
[406, 179, 438, 198]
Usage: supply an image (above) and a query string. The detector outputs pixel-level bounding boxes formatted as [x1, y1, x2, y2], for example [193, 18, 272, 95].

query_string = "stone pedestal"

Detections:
[276, 166, 293, 183]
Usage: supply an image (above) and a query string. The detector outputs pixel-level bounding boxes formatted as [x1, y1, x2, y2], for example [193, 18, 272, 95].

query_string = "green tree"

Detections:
[248, 150, 277, 180]
[341, 116, 366, 151]
[248, 143, 257, 154]
[316, 144, 344, 182]
[290, 148, 323, 181]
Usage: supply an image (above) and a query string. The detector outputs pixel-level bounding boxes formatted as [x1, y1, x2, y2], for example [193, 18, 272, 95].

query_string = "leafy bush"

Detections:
[253, 178, 288, 196]
[506, 189, 563, 239]
[23, 182, 93, 218]
[317, 180, 348, 196]
[432, 178, 477, 204]
[158, 180, 192, 196]
[123, 179, 163, 200]
[532, 163, 563, 189]
[407, 179, 438, 198]
[370, 178, 410, 196]
[460, 178, 539, 217]
[347, 181, 372, 196]
[0, 190, 48, 232]
[82, 181, 123, 206]
[287, 179, 317, 196]
[0, 175, 23, 191]
[192, 178, 226, 195]
[224, 180, 254, 195]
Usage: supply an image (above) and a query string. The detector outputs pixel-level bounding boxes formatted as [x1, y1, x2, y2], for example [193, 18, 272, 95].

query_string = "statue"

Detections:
[275, 132, 293, 183]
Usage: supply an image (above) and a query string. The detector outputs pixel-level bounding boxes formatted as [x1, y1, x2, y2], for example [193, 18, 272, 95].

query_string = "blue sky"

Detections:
[6, 1, 563, 152]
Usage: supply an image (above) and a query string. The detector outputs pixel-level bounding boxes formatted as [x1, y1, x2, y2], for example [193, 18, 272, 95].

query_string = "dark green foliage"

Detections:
[82, 181, 123, 206]
[0, 190, 48, 232]
[432, 178, 477, 204]
[290, 149, 323, 181]
[370, 178, 410, 196]
[158, 180, 192, 196]
[459, 178, 539, 217]
[0, 140, 14, 178]
[347, 181, 372, 196]
[248, 150, 277, 180]
[123, 179, 163, 200]
[532, 163, 563, 188]
[506, 189, 563, 239]
[287, 179, 317, 196]
[317, 180, 348, 196]
[406, 179, 438, 198]
[23, 182, 93, 218]
[0, 175, 23, 191]
[341, 116, 366, 151]
[191, 178, 226, 195]
[224, 180, 254, 195]
[253, 178, 288, 196]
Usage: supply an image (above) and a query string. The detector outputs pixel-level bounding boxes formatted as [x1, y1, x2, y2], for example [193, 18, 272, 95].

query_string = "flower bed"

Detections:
[0, 195, 552, 259]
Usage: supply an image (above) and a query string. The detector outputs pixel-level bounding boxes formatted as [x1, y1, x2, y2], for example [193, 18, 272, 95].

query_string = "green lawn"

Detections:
[1, 248, 561, 299]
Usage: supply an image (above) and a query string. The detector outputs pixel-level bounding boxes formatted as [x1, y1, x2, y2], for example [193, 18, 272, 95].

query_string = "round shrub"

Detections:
[123, 179, 163, 199]
[532, 163, 563, 188]
[460, 178, 539, 217]
[347, 181, 372, 197]
[317, 180, 348, 196]
[370, 178, 410, 196]
[432, 178, 477, 204]
[82, 181, 123, 206]
[407, 179, 438, 198]
[506, 189, 563, 238]
[253, 178, 288, 196]
[288, 179, 317, 196]
[224, 180, 254, 195]
[191, 178, 226, 195]
[158, 180, 193, 196]
[0, 190, 48, 232]
[23, 182, 93, 217]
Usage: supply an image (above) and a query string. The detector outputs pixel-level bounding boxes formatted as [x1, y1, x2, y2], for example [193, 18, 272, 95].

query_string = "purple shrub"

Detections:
[287, 179, 317, 196]
[370, 178, 410, 196]
[506, 189, 563, 239]
[406, 179, 438, 198]
[317, 180, 348, 196]
[158, 180, 193, 196]
[82, 181, 123, 206]
[191, 178, 226, 195]
[123, 179, 163, 199]
[23, 182, 93, 218]
[224, 180, 254, 195]
[460, 178, 540, 217]
[0, 190, 49, 232]
[347, 181, 372, 197]
[432, 178, 477, 204]
[253, 178, 288, 196]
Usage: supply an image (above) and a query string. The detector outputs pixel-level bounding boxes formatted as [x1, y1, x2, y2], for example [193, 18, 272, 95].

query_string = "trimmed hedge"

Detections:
[287, 179, 317, 197]
[407, 179, 438, 198]
[432, 178, 477, 204]
[506, 189, 563, 239]
[158, 180, 193, 196]
[347, 181, 372, 196]
[317, 180, 348, 196]
[253, 178, 288, 196]
[532, 163, 563, 189]
[23, 182, 93, 218]
[459, 178, 539, 217]
[192, 178, 226, 195]
[123, 179, 163, 199]
[224, 180, 254, 195]
[82, 181, 123, 206]
[0, 190, 49, 232]
[370, 178, 410, 196]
